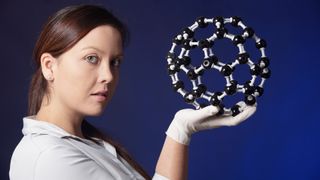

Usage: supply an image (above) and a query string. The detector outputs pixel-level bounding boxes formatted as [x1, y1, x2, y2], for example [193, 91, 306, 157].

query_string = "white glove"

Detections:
[166, 101, 257, 145]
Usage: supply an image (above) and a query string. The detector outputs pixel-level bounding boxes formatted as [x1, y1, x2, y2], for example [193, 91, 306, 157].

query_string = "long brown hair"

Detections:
[28, 4, 151, 179]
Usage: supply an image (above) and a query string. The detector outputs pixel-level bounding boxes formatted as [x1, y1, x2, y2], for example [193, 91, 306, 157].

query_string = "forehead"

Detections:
[72, 25, 123, 55]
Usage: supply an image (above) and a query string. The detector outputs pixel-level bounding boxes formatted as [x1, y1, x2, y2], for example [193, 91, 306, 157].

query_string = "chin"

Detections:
[85, 108, 106, 117]
[91, 111, 105, 116]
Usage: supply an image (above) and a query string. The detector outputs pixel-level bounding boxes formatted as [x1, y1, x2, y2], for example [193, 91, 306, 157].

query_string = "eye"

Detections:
[110, 58, 122, 68]
[85, 55, 100, 64]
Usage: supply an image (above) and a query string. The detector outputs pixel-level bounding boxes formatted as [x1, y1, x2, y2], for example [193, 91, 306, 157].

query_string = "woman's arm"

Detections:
[154, 102, 257, 180]
[155, 136, 188, 180]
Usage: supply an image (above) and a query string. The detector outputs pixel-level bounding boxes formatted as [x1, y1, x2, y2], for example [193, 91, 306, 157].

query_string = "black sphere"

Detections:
[259, 57, 270, 68]
[202, 56, 218, 69]
[173, 81, 184, 91]
[210, 94, 221, 106]
[231, 80, 238, 86]
[167, 63, 179, 75]
[233, 35, 245, 45]
[261, 68, 271, 79]
[167, 52, 175, 60]
[221, 64, 233, 76]
[183, 40, 192, 50]
[244, 82, 255, 95]
[255, 39, 267, 49]
[254, 86, 264, 97]
[199, 39, 213, 49]
[187, 70, 198, 80]
[192, 84, 207, 97]
[173, 35, 183, 45]
[174, 58, 183, 67]
[182, 28, 194, 38]
[231, 16, 242, 27]
[244, 27, 255, 38]
[231, 104, 241, 116]
[225, 86, 236, 95]
[244, 95, 256, 105]
[215, 28, 228, 39]
[237, 53, 250, 64]
[196, 17, 208, 28]
[181, 56, 191, 66]
[184, 93, 195, 103]
[225, 80, 238, 95]
[214, 16, 224, 25]
[250, 64, 262, 76]
[197, 84, 207, 94]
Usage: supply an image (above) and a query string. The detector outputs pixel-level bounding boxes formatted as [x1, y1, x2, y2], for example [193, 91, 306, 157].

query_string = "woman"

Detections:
[9, 4, 256, 180]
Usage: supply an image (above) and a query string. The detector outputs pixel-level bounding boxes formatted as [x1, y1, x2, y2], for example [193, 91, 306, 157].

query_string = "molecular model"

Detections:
[166, 16, 271, 116]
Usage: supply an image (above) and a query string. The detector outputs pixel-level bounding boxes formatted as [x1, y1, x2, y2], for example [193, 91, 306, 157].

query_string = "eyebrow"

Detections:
[81, 46, 123, 57]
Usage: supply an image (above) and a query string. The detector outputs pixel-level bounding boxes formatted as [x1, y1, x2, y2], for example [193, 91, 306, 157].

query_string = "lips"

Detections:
[91, 90, 108, 101]
[91, 91, 107, 97]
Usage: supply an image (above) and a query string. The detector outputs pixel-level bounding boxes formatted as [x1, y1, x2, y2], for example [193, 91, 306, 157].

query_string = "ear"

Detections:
[40, 53, 57, 81]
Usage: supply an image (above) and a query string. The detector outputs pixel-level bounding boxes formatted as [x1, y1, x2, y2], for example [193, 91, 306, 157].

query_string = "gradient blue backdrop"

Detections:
[1, 0, 319, 179]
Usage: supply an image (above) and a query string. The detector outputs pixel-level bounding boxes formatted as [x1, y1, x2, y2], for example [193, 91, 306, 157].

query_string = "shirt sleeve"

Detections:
[34, 144, 116, 180]
[152, 173, 170, 180]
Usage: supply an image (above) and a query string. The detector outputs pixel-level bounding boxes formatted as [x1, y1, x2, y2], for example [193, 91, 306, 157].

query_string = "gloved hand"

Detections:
[166, 101, 257, 145]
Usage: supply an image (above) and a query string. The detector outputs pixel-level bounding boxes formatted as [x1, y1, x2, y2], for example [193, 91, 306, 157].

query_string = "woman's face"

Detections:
[51, 25, 123, 117]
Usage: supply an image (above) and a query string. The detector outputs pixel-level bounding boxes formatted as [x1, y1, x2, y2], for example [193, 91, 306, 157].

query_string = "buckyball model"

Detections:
[166, 16, 271, 116]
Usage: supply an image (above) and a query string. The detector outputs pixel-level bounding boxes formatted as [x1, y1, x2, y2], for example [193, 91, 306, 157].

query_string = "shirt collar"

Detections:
[22, 116, 118, 157]
[22, 116, 103, 146]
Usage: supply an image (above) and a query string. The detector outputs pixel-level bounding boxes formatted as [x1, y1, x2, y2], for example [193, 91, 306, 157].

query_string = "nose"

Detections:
[99, 61, 114, 84]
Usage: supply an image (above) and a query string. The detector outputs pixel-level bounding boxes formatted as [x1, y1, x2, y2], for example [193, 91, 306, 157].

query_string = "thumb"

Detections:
[237, 105, 257, 120]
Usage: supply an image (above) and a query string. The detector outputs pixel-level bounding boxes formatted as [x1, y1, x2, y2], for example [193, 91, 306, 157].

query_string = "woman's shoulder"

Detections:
[9, 134, 91, 180]
[17, 133, 75, 153]
[10, 134, 82, 169]
[15, 116, 88, 154]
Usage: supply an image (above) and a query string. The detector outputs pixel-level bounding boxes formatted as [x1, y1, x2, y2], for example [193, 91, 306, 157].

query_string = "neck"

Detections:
[36, 97, 85, 138]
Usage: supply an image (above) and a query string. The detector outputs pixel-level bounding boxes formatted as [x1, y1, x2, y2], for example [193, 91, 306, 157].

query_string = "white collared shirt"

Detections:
[9, 116, 168, 180]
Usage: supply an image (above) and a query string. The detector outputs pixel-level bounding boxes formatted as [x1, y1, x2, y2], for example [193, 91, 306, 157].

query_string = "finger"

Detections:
[235, 105, 257, 121]
[201, 105, 257, 128]
[195, 105, 220, 117]
[176, 105, 220, 121]
[236, 101, 257, 110]
[235, 101, 257, 114]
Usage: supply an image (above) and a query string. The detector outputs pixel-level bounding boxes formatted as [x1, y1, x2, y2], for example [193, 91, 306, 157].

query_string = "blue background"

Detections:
[1, 0, 319, 179]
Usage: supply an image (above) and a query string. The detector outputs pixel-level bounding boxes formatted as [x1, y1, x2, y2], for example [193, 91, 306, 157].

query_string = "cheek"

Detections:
[55, 62, 96, 101]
